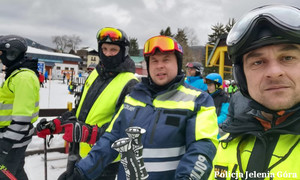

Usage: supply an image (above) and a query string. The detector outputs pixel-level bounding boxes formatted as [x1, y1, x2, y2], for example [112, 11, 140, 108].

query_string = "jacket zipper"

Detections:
[149, 110, 161, 144]
[129, 108, 140, 127]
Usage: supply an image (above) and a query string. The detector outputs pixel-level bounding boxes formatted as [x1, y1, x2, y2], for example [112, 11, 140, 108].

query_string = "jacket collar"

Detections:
[222, 100, 300, 141]
[130, 75, 185, 104]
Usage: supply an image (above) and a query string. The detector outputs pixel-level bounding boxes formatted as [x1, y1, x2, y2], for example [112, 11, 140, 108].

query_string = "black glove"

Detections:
[0, 139, 13, 164]
[58, 167, 85, 180]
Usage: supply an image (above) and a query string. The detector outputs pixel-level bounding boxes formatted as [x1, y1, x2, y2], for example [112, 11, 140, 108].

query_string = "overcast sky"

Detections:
[1, 0, 299, 50]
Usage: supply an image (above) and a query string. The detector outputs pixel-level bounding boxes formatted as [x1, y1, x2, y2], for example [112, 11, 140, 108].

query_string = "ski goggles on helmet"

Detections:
[227, 5, 300, 55]
[96, 27, 123, 43]
[143, 36, 183, 56]
[186, 62, 195, 68]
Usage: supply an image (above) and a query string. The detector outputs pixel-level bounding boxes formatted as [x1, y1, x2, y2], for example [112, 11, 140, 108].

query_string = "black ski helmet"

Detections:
[96, 27, 130, 69]
[186, 62, 203, 77]
[0, 35, 27, 67]
[227, 4, 300, 98]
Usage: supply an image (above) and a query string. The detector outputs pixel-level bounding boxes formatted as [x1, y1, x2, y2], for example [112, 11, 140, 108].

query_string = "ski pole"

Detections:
[36, 118, 54, 180]
[44, 137, 48, 180]
[0, 164, 17, 180]
[65, 102, 80, 177]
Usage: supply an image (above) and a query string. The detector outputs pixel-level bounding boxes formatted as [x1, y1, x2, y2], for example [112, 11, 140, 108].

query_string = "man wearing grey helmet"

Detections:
[210, 5, 300, 179]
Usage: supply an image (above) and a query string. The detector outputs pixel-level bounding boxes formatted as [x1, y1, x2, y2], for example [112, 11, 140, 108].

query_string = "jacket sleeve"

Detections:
[176, 92, 219, 179]
[75, 105, 125, 179]
[217, 102, 229, 125]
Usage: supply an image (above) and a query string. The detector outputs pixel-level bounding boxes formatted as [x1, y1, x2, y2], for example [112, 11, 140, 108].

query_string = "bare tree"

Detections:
[184, 27, 199, 46]
[52, 35, 82, 52]
[67, 35, 82, 50]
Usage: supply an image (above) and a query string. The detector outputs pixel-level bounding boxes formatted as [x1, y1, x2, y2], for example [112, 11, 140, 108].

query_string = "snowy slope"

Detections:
[25, 80, 76, 180]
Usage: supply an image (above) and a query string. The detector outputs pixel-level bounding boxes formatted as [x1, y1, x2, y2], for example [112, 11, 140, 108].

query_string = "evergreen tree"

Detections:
[225, 18, 236, 33]
[160, 27, 174, 37]
[129, 37, 140, 56]
[207, 23, 226, 45]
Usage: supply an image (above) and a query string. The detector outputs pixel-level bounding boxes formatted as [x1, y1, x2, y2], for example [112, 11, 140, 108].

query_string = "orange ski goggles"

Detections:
[143, 36, 183, 56]
[96, 27, 123, 43]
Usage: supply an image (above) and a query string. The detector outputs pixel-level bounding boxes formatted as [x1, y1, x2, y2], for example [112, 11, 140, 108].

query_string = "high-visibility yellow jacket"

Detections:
[210, 134, 300, 180]
[210, 101, 300, 180]
[76, 75, 219, 180]
[0, 68, 39, 148]
[76, 68, 138, 157]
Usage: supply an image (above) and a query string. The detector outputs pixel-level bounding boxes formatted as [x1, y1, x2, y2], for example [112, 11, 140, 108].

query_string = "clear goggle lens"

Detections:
[227, 5, 300, 46]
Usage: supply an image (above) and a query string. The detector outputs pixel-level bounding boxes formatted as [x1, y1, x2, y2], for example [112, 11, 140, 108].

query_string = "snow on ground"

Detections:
[25, 80, 76, 180]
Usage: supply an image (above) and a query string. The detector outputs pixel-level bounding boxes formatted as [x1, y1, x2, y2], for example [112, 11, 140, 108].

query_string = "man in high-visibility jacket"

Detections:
[58, 35, 219, 180]
[0, 35, 40, 180]
[210, 5, 300, 179]
[36, 27, 138, 180]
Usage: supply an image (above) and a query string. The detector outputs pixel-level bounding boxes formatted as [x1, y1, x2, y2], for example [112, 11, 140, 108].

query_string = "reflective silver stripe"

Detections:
[0, 103, 13, 110]
[143, 146, 185, 158]
[12, 115, 32, 122]
[35, 102, 39, 107]
[3, 130, 24, 141]
[9, 124, 30, 132]
[27, 127, 35, 136]
[12, 138, 32, 148]
[0, 115, 11, 121]
[156, 89, 197, 102]
[32, 112, 39, 119]
[144, 160, 180, 172]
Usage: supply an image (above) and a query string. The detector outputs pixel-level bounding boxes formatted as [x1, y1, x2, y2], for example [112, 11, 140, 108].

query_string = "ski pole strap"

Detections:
[112, 137, 142, 180]
[0, 164, 17, 180]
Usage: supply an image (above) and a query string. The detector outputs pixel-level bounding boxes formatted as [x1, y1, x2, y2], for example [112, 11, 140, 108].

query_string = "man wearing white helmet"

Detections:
[210, 4, 300, 179]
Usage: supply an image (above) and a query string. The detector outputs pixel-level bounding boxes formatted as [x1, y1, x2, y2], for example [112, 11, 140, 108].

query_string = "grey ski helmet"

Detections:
[227, 4, 300, 98]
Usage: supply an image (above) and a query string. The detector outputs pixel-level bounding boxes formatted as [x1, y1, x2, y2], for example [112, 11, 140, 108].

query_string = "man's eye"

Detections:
[282, 56, 293, 61]
[253, 60, 263, 66]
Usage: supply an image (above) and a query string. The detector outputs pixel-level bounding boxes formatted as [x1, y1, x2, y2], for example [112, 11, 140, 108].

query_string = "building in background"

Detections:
[131, 56, 147, 76]
[76, 47, 99, 72]
[26, 46, 82, 80]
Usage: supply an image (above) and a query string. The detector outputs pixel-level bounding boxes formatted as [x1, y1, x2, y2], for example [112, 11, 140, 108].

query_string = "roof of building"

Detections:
[27, 46, 82, 62]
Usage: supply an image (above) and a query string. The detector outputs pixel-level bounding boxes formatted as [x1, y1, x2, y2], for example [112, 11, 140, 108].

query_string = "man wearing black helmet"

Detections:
[210, 5, 300, 179]
[185, 62, 207, 91]
[37, 27, 138, 180]
[0, 35, 40, 179]
[59, 35, 218, 180]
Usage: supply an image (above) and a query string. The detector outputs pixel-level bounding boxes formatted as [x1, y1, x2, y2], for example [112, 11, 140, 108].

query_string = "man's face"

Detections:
[101, 43, 120, 56]
[149, 51, 178, 86]
[186, 67, 196, 76]
[243, 44, 300, 110]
